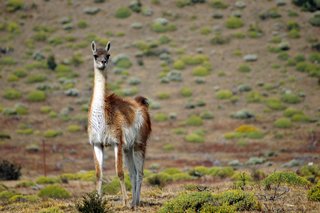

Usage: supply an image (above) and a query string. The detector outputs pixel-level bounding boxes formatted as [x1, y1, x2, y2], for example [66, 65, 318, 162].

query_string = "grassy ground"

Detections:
[0, 0, 319, 212]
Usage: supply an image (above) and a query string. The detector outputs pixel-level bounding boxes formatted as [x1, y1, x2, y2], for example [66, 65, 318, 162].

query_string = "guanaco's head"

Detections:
[91, 41, 111, 71]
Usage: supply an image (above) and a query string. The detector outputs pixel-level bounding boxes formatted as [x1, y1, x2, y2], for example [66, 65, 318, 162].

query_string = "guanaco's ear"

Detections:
[91, 41, 96, 53]
[105, 41, 111, 52]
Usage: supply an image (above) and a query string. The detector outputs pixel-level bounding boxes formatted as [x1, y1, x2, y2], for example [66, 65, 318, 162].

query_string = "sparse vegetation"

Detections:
[76, 191, 109, 213]
[115, 7, 132, 19]
[38, 185, 71, 199]
[27, 90, 46, 102]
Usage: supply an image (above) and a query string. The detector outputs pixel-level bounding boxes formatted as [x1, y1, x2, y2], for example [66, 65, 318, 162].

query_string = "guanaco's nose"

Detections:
[101, 59, 107, 64]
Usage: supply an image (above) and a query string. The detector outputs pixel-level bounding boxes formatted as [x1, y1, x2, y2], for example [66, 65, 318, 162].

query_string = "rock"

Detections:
[83, 7, 100, 15]
[64, 88, 79, 97]
[232, 11, 242, 18]
[235, 1, 246, 9]
[185, 102, 196, 109]
[195, 77, 206, 84]
[154, 17, 169, 25]
[150, 101, 161, 110]
[131, 22, 143, 29]
[278, 42, 290, 51]
[282, 159, 303, 168]
[169, 113, 177, 120]
[276, 0, 286, 6]
[62, 23, 73, 31]
[228, 160, 242, 167]
[32, 51, 45, 61]
[243, 54, 258, 62]
[142, 7, 153, 16]
[212, 13, 223, 19]
[237, 84, 252, 92]
[231, 110, 255, 119]
[60, 17, 72, 24]
[246, 157, 266, 165]
[159, 52, 171, 60]
[160, 77, 170, 84]
[167, 70, 182, 82]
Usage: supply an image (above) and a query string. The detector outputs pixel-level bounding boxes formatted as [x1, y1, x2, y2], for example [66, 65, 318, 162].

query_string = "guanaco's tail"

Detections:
[134, 96, 149, 108]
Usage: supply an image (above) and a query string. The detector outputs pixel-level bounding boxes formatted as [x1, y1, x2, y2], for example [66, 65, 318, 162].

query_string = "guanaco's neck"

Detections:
[91, 67, 108, 111]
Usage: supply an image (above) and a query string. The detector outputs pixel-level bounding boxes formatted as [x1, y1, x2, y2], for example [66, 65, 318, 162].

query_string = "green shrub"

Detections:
[3, 88, 21, 100]
[262, 171, 310, 189]
[238, 64, 251, 73]
[151, 19, 177, 33]
[102, 175, 131, 195]
[291, 114, 311, 122]
[60, 171, 95, 182]
[76, 191, 109, 213]
[157, 92, 170, 100]
[225, 125, 264, 140]
[15, 181, 36, 188]
[309, 52, 320, 63]
[209, 0, 229, 9]
[147, 173, 172, 187]
[246, 91, 263, 103]
[9, 194, 40, 203]
[27, 90, 46, 102]
[283, 108, 303, 117]
[0, 56, 17, 65]
[154, 112, 168, 122]
[225, 17, 244, 29]
[36, 176, 61, 184]
[0, 190, 17, 201]
[265, 98, 286, 110]
[308, 184, 320, 201]
[200, 111, 214, 119]
[173, 60, 185, 70]
[185, 132, 205, 143]
[215, 89, 233, 99]
[77, 20, 88, 29]
[162, 144, 175, 152]
[159, 190, 260, 213]
[67, 124, 81, 132]
[180, 87, 192, 97]
[192, 66, 210, 76]
[115, 7, 132, 19]
[27, 74, 46, 83]
[274, 118, 292, 128]
[14, 69, 27, 78]
[39, 207, 63, 213]
[232, 172, 253, 189]
[281, 93, 302, 104]
[298, 164, 320, 183]
[5, 0, 24, 12]
[7, 74, 19, 82]
[44, 129, 62, 138]
[181, 54, 209, 65]
[211, 33, 230, 45]
[189, 166, 210, 177]
[38, 185, 71, 199]
[209, 167, 234, 178]
[185, 115, 203, 126]
[215, 190, 261, 211]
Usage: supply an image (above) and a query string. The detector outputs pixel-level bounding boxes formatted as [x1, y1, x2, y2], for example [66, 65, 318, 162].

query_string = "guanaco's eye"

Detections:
[93, 54, 98, 60]
[105, 54, 110, 60]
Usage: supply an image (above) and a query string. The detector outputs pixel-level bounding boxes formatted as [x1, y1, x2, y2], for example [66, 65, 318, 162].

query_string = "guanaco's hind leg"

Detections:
[93, 145, 104, 196]
[132, 144, 146, 207]
[114, 143, 129, 207]
[124, 148, 137, 207]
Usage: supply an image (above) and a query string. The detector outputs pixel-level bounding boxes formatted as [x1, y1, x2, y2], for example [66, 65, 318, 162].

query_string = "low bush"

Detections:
[76, 191, 109, 213]
[180, 87, 192, 97]
[147, 173, 172, 188]
[209, 167, 234, 178]
[115, 7, 132, 19]
[67, 124, 81, 132]
[159, 190, 261, 213]
[274, 118, 292, 128]
[154, 112, 168, 122]
[262, 171, 310, 190]
[192, 66, 210, 76]
[6, 0, 24, 12]
[103, 176, 131, 194]
[215, 89, 233, 99]
[308, 184, 320, 202]
[173, 60, 185, 70]
[3, 88, 21, 100]
[27, 90, 46, 102]
[43, 129, 62, 138]
[283, 107, 303, 117]
[246, 91, 263, 103]
[232, 172, 253, 189]
[38, 185, 71, 199]
[185, 132, 205, 143]
[297, 164, 320, 183]
[281, 93, 302, 104]
[225, 17, 244, 29]
[36, 176, 61, 184]
[185, 115, 203, 126]
[26, 74, 46, 83]
[0, 160, 21, 180]
[238, 64, 251, 73]
[209, 0, 229, 9]
[265, 98, 286, 110]
[60, 171, 95, 182]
